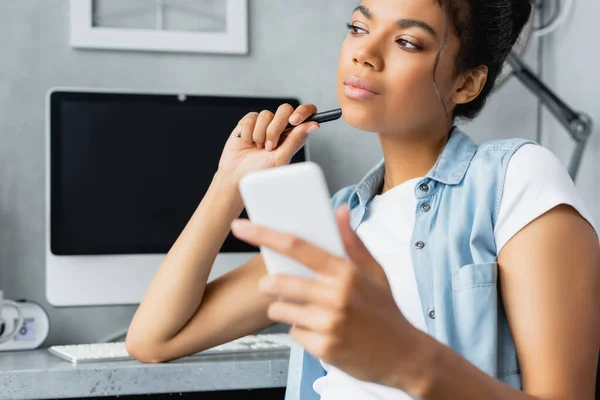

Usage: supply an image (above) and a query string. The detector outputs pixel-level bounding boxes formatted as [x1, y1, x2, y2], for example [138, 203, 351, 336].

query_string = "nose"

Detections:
[352, 40, 384, 71]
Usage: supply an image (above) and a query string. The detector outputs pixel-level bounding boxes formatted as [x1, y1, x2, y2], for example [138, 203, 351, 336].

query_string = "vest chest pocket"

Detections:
[451, 262, 501, 376]
[452, 261, 498, 291]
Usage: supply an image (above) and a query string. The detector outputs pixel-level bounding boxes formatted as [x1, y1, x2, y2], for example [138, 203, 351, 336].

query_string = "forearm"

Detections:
[396, 332, 545, 400]
[128, 172, 244, 344]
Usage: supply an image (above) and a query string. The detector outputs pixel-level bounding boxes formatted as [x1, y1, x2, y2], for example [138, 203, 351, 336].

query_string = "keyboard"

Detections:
[48, 333, 293, 364]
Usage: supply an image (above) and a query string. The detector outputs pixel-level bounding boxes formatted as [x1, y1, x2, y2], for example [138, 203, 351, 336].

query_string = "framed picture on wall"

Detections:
[69, 0, 248, 55]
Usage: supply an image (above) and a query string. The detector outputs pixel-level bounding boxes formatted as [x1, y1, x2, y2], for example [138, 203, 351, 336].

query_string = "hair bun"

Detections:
[510, 0, 533, 44]
[448, 0, 536, 120]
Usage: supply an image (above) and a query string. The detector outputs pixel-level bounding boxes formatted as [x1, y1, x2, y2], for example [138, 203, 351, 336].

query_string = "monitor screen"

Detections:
[50, 92, 304, 256]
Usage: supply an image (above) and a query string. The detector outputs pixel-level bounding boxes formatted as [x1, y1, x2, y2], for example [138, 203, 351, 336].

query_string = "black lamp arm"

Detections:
[506, 52, 593, 180]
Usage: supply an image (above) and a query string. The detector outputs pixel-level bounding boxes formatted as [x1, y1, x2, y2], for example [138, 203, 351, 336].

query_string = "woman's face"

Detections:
[337, 0, 463, 136]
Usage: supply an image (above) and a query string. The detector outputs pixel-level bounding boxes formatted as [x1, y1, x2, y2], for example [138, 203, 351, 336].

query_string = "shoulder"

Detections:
[475, 137, 536, 159]
[463, 137, 538, 188]
[450, 135, 538, 226]
[503, 143, 575, 199]
[458, 136, 536, 193]
[494, 143, 597, 251]
[462, 137, 536, 179]
[506, 143, 566, 174]
[479, 141, 569, 186]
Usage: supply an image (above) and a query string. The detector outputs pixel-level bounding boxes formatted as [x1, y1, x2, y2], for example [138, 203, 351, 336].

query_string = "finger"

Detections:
[259, 274, 339, 308]
[335, 206, 384, 279]
[231, 219, 342, 275]
[267, 103, 318, 151]
[276, 122, 319, 161]
[268, 301, 335, 333]
[289, 103, 318, 127]
[265, 104, 295, 152]
[289, 325, 330, 360]
[252, 110, 275, 149]
[240, 112, 259, 145]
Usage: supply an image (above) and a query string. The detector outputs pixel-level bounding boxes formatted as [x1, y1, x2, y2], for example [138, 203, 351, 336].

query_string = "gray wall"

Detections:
[0, 0, 552, 346]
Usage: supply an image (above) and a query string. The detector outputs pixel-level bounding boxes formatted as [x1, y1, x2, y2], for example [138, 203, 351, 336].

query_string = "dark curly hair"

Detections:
[434, 0, 533, 120]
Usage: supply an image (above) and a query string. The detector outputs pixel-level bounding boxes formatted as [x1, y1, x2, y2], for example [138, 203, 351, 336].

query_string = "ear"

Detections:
[452, 65, 488, 106]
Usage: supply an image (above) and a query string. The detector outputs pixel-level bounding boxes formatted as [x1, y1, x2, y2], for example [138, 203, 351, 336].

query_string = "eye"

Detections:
[397, 38, 421, 51]
[346, 23, 367, 35]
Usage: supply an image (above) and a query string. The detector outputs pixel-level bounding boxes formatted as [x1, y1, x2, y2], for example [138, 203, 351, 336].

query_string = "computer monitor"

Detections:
[46, 89, 306, 306]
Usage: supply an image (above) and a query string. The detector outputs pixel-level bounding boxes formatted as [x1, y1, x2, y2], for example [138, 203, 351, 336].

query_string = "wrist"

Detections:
[387, 327, 441, 397]
[211, 170, 239, 191]
[209, 172, 244, 214]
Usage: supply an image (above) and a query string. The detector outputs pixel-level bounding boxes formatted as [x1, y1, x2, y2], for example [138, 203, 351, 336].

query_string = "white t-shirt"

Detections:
[313, 144, 597, 399]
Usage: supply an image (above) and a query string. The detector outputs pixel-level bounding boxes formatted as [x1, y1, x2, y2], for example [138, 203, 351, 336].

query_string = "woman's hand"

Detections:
[230, 206, 421, 387]
[217, 103, 320, 187]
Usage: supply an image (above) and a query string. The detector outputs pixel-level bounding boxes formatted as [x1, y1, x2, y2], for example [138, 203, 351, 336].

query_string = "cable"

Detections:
[533, 0, 573, 37]
[535, 0, 550, 144]
[536, 22, 544, 144]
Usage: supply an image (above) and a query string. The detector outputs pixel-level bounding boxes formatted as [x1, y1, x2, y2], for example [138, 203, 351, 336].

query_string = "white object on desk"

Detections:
[0, 290, 22, 344]
[49, 333, 293, 364]
[0, 300, 49, 351]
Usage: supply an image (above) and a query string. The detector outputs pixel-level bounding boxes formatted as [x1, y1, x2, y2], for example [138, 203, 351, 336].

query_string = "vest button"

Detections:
[421, 204, 431, 212]
[419, 184, 430, 192]
[428, 309, 436, 319]
[415, 241, 425, 249]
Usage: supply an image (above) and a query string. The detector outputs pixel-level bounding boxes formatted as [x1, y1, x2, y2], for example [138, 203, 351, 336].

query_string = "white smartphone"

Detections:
[239, 162, 346, 279]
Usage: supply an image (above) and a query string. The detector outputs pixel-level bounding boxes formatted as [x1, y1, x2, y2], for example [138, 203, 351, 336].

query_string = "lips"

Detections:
[343, 77, 380, 100]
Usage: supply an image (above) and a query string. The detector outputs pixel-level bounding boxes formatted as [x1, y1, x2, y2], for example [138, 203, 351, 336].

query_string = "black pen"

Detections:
[283, 108, 342, 132]
[236, 108, 342, 139]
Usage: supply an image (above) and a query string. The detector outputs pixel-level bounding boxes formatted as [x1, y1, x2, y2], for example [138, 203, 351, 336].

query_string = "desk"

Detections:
[0, 349, 290, 400]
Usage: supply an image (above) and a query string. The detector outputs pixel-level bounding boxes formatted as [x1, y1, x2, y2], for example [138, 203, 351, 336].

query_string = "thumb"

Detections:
[275, 123, 319, 160]
[335, 206, 387, 283]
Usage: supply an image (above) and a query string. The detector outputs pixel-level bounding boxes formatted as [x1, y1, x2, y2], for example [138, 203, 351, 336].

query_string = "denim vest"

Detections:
[284, 128, 534, 400]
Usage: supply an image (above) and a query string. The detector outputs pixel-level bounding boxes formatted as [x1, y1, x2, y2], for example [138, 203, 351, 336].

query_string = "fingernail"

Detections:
[290, 114, 301, 125]
[265, 140, 274, 152]
[307, 125, 319, 134]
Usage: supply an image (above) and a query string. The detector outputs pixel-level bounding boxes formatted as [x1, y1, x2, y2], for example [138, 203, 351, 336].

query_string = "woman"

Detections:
[126, 0, 600, 399]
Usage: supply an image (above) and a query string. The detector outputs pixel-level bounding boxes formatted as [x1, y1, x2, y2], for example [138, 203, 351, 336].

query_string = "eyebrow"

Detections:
[353, 5, 438, 39]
